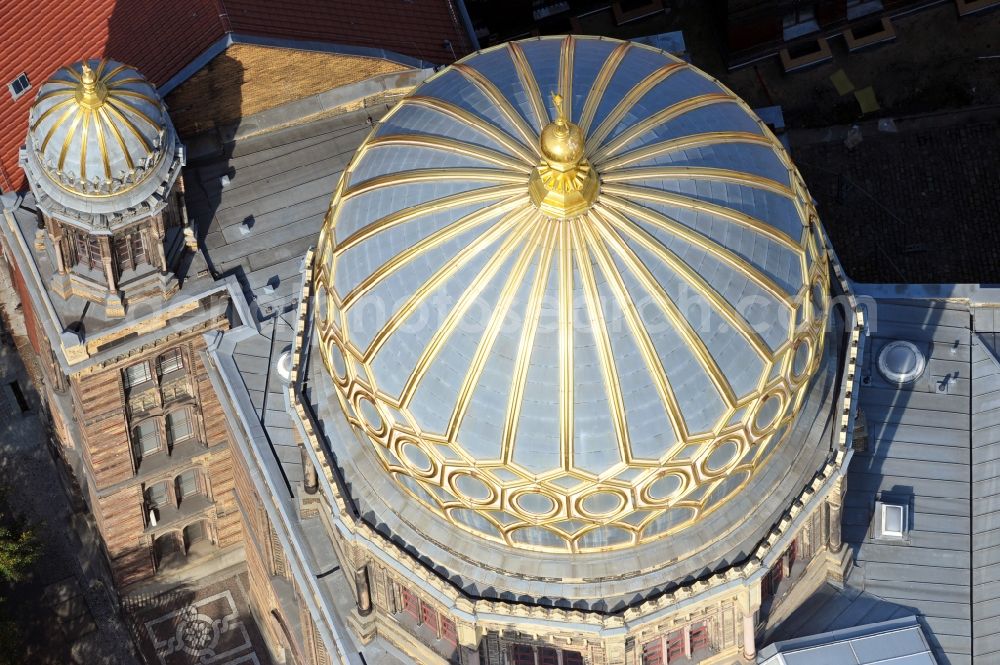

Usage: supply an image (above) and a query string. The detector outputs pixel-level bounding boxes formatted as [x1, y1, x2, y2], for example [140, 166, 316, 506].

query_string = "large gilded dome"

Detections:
[314, 36, 831, 553]
[24, 58, 173, 199]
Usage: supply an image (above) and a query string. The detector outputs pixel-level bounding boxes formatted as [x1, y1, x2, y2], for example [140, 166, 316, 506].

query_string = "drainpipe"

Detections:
[454, 0, 480, 52]
[0, 159, 13, 193]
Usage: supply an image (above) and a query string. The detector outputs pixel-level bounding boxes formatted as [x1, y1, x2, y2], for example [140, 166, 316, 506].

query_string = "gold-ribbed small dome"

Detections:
[26, 58, 169, 197]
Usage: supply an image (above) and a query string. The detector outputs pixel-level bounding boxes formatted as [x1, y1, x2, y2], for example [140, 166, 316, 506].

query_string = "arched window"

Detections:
[157, 348, 184, 375]
[154, 532, 183, 569]
[114, 229, 147, 272]
[175, 468, 202, 504]
[166, 408, 194, 446]
[144, 481, 169, 508]
[132, 419, 161, 461]
[182, 521, 207, 550]
[73, 231, 102, 270]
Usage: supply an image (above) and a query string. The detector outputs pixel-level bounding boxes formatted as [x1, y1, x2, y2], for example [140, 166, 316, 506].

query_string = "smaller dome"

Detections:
[27, 58, 168, 197]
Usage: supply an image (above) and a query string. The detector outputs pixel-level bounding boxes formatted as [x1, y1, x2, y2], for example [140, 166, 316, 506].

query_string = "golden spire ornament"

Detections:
[529, 92, 599, 219]
[75, 61, 107, 110]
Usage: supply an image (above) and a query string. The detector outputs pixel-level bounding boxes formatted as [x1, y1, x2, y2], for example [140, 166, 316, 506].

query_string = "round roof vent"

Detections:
[277, 351, 293, 383]
[878, 341, 925, 384]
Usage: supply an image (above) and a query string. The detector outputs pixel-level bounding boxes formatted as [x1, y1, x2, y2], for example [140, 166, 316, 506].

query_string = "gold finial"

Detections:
[530, 91, 598, 219]
[81, 62, 95, 86]
[76, 60, 107, 110]
[552, 93, 567, 126]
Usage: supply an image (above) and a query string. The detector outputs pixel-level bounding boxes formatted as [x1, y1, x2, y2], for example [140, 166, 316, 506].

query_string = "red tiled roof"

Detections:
[0, 0, 470, 191]
[223, 0, 471, 63]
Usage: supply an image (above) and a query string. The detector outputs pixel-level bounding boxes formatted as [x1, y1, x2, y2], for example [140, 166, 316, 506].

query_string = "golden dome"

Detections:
[313, 36, 831, 553]
[25, 58, 170, 197]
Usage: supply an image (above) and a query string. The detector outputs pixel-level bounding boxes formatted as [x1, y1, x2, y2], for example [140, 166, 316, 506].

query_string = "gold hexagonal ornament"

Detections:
[312, 36, 831, 553]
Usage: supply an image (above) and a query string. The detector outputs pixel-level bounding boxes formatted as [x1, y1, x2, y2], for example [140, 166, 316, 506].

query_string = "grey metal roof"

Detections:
[755, 290, 1000, 665]
[195, 105, 423, 665]
[767, 583, 917, 642]
[756, 292, 999, 665]
[231, 315, 303, 490]
[972, 306, 1000, 661]
[182, 109, 396, 490]
[185, 111, 376, 320]
[845, 296, 972, 665]
[759, 615, 938, 665]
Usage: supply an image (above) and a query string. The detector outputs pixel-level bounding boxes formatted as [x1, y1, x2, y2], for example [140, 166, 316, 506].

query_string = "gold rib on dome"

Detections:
[27, 58, 167, 197]
[314, 36, 832, 554]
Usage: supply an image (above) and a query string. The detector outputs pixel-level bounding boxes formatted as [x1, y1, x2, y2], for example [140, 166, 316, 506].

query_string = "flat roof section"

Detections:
[759, 615, 938, 665]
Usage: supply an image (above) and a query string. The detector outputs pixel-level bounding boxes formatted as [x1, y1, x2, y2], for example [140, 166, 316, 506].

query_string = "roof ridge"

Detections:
[973, 331, 1000, 372]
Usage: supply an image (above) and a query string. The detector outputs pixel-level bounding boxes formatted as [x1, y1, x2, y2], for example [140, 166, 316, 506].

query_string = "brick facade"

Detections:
[165, 44, 410, 136]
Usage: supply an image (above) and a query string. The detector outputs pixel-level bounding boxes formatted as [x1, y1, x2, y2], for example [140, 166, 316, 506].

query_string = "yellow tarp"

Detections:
[855, 86, 880, 114]
[830, 69, 855, 96]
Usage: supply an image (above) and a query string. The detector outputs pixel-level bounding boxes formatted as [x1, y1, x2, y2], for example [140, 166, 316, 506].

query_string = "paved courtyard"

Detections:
[713, 3, 1000, 127]
[124, 569, 271, 665]
[790, 109, 1000, 284]
[0, 339, 140, 664]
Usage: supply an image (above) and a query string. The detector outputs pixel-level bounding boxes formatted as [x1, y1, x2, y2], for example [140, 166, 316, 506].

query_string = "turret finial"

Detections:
[552, 93, 567, 127]
[76, 60, 107, 109]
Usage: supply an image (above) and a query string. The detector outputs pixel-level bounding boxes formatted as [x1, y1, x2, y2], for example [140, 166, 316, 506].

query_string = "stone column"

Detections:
[821, 502, 830, 548]
[683, 625, 692, 658]
[802, 513, 812, 559]
[45, 218, 67, 274]
[827, 477, 844, 553]
[742, 614, 756, 660]
[532, 645, 540, 665]
[355, 564, 373, 616]
[149, 218, 168, 272]
[300, 445, 318, 494]
[99, 236, 116, 292]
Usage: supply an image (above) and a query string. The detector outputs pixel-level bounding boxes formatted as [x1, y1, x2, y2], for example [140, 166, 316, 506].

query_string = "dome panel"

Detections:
[604, 67, 723, 144]
[623, 201, 804, 297]
[464, 45, 542, 134]
[587, 46, 672, 136]
[521, 38, 564, 114]
[569, 38, 624, 125]
[607, 101, 764, 168]
[375, 104, 516, 155]
[314, 36, 831, 553]
[416, 68, 530, 149]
